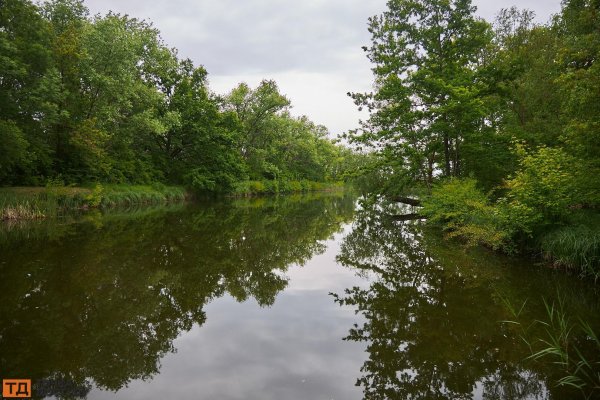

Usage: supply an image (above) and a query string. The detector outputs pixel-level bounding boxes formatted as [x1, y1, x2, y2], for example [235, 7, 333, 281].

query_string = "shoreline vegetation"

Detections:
[1, 0, 365, 222]
[347, 0, 600, 284]
[0, 181, 346, 221]
[0, 184, 187, 221]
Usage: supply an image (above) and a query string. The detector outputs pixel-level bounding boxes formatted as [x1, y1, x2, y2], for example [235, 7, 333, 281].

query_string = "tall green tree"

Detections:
[0, 0, 57, 184]
[1, 0, 351, 190]
[555, 0, 600, 206]
[225, 80, 290, 180]
[350, 0, 491, 192]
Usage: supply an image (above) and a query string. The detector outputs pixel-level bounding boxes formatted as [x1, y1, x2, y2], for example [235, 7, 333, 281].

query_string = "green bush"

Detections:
[422, 178, 511, 250]
[85, 183, 104, 207]
[263, 180, 279, 194]
[505, 145, 578, 221]
[249, 181, 267, 194]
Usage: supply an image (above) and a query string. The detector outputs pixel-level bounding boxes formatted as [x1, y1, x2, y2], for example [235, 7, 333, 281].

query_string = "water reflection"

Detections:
[333, 203, 598, 400]
[0, 193, 355, 398]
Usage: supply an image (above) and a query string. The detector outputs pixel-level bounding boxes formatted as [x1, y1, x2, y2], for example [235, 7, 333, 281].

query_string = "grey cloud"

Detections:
[85, 0, 384, 75]
[83, 0, 562, 135]
[84, 0, 562, 78]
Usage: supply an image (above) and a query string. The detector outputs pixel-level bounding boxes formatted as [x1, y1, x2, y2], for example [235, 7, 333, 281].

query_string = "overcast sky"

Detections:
[84, 0, 561, 136]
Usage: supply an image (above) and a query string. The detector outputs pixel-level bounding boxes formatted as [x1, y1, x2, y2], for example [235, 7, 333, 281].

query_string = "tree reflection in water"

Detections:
[333, 201, 593, 400]
[0, 193, 355, 398]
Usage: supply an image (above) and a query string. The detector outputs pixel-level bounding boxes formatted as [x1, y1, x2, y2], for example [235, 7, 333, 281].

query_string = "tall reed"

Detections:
[541, 224, 600, 279]
[0, 184, 187, 220]
[502, 295, 600, 398]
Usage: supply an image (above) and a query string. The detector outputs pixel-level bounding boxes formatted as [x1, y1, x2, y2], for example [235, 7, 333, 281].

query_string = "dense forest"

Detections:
[349, 0, 600, 277]
[0, 0, 358, 193]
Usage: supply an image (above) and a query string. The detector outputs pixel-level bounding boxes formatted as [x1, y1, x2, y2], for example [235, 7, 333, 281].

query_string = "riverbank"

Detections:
[0, 181, 347, 220]
[412, 179, 600, 280]
[0, 184, 187, 221]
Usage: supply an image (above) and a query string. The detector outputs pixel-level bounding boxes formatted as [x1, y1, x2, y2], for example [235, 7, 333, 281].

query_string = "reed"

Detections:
[540, 224, 600, 279]
[502, 295, 600, 398]
[0, 184, 187, 221]
[99, 185, 187, 207]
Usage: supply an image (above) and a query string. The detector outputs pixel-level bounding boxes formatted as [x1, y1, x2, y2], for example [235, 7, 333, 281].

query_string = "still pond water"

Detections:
[1, 193, 599, 399]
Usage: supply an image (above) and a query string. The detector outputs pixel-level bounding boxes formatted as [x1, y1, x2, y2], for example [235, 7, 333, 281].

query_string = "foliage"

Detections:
[351, 0, 600, 274]
[505, 145, 579, 222]
[0, 0, 353, 193]
[349, 0, 492, 189]
[422, 178, 510, 250]
[85, 183, 103, 207]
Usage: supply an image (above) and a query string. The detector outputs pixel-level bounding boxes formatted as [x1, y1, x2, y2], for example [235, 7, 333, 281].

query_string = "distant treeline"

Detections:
[350, 0, 600, 276]
[0, 0, 363, 191]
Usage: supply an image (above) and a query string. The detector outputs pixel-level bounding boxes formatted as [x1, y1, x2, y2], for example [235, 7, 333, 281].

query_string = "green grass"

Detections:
[0, 186, 89, 220]
[99, 184, 187, 207]
[0, 184, 187, 220]
[502, 295, 600, 398]
[540, 212, 600, 279]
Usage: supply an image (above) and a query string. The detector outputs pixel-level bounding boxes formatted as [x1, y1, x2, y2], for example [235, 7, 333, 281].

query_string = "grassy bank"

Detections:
[539, 211, 600, 280]
[0, 184, 187, 221]
[0, 181, 344, 220]
[419, 178, 600, 279]
[230, 180, 345, 197]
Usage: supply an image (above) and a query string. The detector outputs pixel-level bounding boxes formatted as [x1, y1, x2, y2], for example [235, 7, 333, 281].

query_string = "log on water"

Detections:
[390, 213, 423, 221]
[391, 196, 421, 206]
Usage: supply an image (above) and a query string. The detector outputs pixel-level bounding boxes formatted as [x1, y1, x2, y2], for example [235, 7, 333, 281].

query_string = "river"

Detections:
[1, 192, 598, 399]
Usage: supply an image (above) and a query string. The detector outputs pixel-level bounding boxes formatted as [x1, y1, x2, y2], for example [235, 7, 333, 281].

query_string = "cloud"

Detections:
[84, 0, 562, 135]
[85, 0, 384, 75]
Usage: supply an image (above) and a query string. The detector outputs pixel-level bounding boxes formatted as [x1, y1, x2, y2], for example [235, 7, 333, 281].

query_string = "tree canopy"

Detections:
[0, 0, 356, 191]
[350, 0, 600, 274]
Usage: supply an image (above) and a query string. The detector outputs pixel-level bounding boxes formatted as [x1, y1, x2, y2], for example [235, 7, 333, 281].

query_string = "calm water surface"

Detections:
[1, 193, 598, 399]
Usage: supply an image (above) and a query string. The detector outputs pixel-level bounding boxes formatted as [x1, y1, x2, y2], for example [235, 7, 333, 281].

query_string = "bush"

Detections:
[505, 145, 578, 221]
[263, 180, 279, 194]
[422, 178, 511, 250]
[85, 183, 104, 207]
[249, 181, 267, 194]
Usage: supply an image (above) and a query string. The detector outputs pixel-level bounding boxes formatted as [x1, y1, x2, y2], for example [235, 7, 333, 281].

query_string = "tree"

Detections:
[225, 80, 290, 180]
[0, 0, 351, 190]
[555, 0, 600, 206]
[0, 0, 57, 184]
[350, 0, 492, 192]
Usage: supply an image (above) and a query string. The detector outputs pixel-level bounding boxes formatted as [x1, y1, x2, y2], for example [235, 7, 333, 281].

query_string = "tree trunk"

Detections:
[444, 132, 451, 176]
[454, 138, 460, 176]
[390, 213, 423, 221]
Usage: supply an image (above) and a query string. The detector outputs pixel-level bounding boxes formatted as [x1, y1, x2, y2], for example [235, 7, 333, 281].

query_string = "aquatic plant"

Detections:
[502, 295, 600, 398]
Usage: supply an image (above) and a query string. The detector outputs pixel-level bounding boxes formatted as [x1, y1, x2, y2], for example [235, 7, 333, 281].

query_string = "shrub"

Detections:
[505, 145, 578, 221]
[85, 183, 104, 207]
[422, 178, 511, 250]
